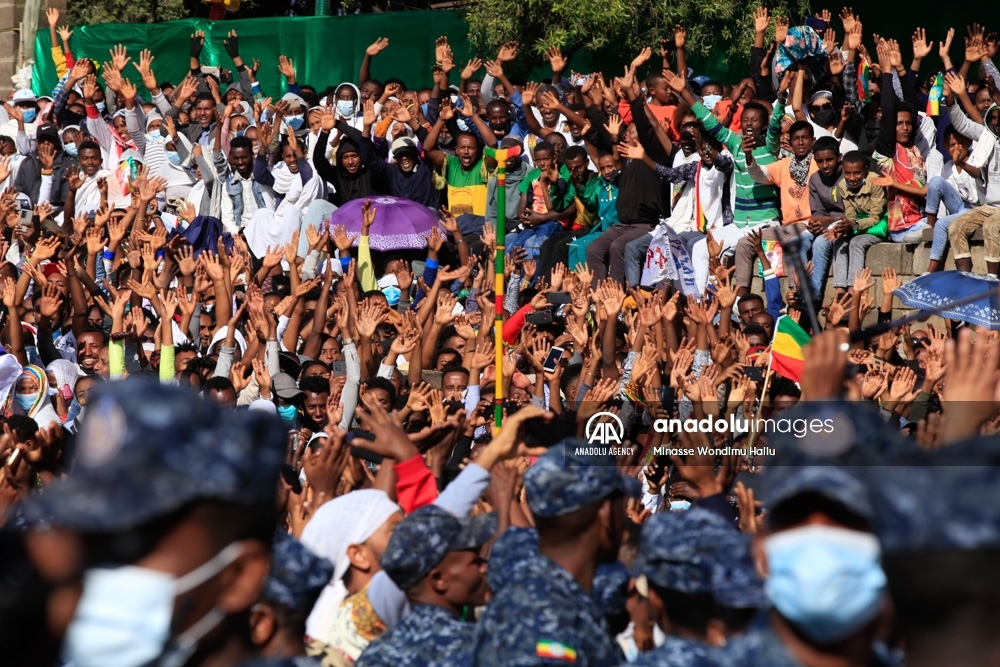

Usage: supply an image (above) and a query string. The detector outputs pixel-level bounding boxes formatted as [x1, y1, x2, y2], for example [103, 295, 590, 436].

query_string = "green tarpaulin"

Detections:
[32, 11, 476, 99]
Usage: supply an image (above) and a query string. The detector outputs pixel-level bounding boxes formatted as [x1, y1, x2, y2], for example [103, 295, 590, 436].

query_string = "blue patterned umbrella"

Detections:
[893, 271, 1000, 329]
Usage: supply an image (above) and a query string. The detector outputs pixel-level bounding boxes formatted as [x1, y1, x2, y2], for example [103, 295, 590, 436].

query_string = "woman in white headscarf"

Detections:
[301, 488, 404, 662]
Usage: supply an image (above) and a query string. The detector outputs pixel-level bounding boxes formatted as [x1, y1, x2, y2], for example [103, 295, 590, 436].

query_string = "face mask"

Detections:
[15, 391, 38, 412]
[382, 285, 401, 306]
[669, 500, 691, 511]
[336, 100, 356, 118]
[812, 108, 837, 127]
[701, 94, 722, 111]
[96, 102, 106, 115]
[22, 108, 37, 123]
[234, 129, 246, 138]
[277, 404, 298, 422]
[286, 115, 304, 131]
[166, 151, 182, 166]
[63, 542, 243, 667]
[764, 524, 886, 643]
[146, 132, 166, 146]
[64, 142, 78, 157]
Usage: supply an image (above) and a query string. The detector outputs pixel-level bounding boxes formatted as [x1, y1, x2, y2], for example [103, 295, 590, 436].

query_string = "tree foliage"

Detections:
[69, 0, 188, 25]
[463, 0, 810, 64]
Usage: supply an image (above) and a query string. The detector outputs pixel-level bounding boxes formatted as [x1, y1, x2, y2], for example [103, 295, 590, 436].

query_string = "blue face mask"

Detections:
[764, 524, 886, 643]
[285, 115, 304, 131]
[669, 500, 691, 512]
[15, 391, 39, 412]
[166, 151, 182, 166]
[336, 100, 356, 118]
[234, 130, 246, 138]
[701, 94, 723, 111]
[381, 285, 401, 306]
[22, 108, 37, 123]
[64, 142, 78, 157]
[96, 102, 106, 115]
[146, 132, 165, 146]
[277, 404, 298, 422]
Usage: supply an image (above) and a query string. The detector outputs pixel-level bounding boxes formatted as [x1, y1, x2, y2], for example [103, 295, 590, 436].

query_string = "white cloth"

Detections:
[208, 326, 247, 355]
[74, 170, 112, 216]
[243, 207, 302, 259]
[941, 161, 985, 209]
[301, 489, 402, 641]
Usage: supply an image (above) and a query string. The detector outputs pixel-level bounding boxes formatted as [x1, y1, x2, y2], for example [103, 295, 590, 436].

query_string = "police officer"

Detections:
[716, 401, 906, 667]
[720, 465, 892, 666]
[23, 379, 291, 667]
[863, 435, 1000, 667]
[250, 531, 334, 665]
[472, 439, 640, 667]
[357, 504, 497, 666]
[627, 508, 738, 666]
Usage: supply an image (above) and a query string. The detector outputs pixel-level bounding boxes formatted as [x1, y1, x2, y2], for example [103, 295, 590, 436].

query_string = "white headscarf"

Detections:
[301, 489, 401, 640]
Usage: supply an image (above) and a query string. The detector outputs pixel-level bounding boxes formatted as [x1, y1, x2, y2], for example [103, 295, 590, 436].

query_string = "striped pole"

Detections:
[483, 145, 521, 432]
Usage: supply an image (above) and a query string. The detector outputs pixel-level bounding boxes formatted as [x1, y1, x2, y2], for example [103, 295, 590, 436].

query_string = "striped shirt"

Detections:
[693, 100, 784, 227]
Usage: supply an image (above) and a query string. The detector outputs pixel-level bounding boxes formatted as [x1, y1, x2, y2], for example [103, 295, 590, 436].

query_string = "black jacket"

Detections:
[16, 151, 71, 209]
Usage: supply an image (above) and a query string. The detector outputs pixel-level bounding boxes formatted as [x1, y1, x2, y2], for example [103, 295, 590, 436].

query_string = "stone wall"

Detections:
[0, 0, 67, 95]
[749, 230, 988, 328]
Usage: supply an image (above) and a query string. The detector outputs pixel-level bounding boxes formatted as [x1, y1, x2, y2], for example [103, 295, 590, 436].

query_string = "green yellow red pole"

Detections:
[483, 145, 520, 432]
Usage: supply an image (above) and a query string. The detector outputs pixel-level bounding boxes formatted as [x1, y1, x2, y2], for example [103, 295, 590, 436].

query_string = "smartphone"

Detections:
[542, 346, 564, 374]
[280, 463, 302, 494]
[348, 429, 384, 464]
[743, 128, 757, 149]
[742, 365, 765, 383]
[525, 310, 553, 325]
[332, 360, 347, 377]
[546, 292, 573, 305]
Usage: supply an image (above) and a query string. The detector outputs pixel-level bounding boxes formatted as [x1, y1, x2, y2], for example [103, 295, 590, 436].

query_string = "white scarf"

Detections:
[301, 489, 401, 641]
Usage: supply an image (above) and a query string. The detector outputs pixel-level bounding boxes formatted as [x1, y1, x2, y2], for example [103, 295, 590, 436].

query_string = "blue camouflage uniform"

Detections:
[626, 509, 739, 667]
[26, 378, 287, 531]
[263, 532, 335, 615]
[472, 440, 640, 667]
[21, 380, 289, 667]
[357, 505, 498, 667]
[720, 402, 903, 667]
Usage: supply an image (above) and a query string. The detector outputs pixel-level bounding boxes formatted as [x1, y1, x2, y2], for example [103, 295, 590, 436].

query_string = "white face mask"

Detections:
[63, 542, 243, 667]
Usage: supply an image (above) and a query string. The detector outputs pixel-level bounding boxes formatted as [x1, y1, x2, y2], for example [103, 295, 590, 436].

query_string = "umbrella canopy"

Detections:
[893, 271, 1000, 329]
[327, 197, 439, 252]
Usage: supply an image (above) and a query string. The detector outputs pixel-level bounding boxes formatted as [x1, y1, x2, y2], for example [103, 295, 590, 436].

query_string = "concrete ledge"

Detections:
[748, 234, 989, 327]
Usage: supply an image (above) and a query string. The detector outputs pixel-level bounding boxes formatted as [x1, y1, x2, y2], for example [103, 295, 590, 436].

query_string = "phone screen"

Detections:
[542, 346, 564, 373]
[332, 360, 347, 377]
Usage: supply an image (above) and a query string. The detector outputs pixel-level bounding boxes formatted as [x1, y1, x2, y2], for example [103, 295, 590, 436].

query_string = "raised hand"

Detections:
[110, 44, 131, 71]
[366, 37, 389, 57]
[546, 46, 567, 73]
[774, 15, 790, 44]
[461, 57, 483, 80]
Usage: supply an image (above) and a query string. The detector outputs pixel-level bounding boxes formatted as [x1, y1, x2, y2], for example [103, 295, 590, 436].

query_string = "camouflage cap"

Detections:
[380, 505, 498, 591]
[262, 531, 334, 614]
[711, 529, 766, 609]
[524, 439, 641, 518]
[763, 465, 874, 521]
[634, 508, 734, 595]
[27, 379, 286, 532]
[592, 561, 631, 618]
[862, 436, 1000, 554]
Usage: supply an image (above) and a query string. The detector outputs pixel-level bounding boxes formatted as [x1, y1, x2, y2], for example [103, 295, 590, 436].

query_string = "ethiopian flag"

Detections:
[926, 73, 944, 116]
[857, 54, 871, 103]
[769, 315, 810, 382]
[536, 640, 577, 662]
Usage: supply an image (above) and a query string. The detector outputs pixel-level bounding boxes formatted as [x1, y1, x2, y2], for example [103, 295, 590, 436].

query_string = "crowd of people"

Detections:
[0, 5, 999, 667]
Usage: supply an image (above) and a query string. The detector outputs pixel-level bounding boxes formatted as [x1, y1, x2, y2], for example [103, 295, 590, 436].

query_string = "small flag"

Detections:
[536, 640, 577, 662]
[769, 315, 811, 382]
[694, 163, 709, 233]
[755, 239, 785, 278]
[857, 54, 871, 103]
[926, 72, 944, 116]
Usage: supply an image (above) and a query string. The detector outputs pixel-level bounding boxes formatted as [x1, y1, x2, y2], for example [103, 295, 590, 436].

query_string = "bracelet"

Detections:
[40, 169, 53, 176]
[455, 237, 465, 244]
[342, 337, 355, 346]
[102, 250, 115, 261]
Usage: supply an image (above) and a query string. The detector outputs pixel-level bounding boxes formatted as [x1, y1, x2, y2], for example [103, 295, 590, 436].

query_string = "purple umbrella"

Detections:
[327, 197, 439, 252]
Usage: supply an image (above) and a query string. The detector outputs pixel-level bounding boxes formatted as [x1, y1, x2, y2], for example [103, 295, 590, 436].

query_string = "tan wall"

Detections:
[0, 0, 67, 95]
